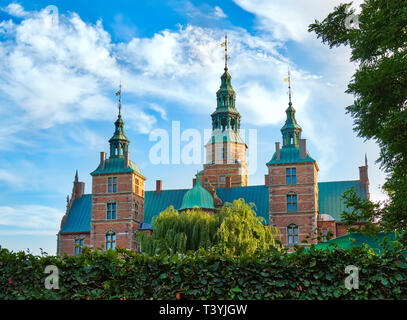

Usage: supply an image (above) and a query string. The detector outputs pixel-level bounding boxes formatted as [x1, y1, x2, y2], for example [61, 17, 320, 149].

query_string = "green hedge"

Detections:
[1, 242, 407, 300]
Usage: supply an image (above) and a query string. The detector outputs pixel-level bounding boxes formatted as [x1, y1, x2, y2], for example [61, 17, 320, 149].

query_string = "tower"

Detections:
[89, 85, 146, 251]
[202, 34, 248, 188]
[265, 71, 319, 247]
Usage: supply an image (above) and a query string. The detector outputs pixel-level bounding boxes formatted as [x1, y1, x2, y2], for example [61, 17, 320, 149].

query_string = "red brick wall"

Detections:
[317, 220, 337, 241]
[267, 162, 319, 247]
[202, 163, 248, 188]
[90, 171, 145, 252]
[59, 232, 90, 256]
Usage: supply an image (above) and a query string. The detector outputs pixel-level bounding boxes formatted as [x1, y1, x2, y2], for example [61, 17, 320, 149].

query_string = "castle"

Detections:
[57, 50, 369, 255]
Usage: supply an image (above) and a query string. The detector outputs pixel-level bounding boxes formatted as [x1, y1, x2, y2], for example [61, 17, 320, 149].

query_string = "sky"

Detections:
[0, 0, 387, 255]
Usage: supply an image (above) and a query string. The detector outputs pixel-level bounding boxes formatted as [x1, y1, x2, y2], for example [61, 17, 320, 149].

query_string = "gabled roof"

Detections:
[318, 180, 367, 222]
[90, 157, 144, 177]
[60, 194, 91, 233]
[267, 146, 316, 165]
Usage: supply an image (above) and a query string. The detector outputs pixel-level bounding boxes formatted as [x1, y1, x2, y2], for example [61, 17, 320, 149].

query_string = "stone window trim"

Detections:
[107, 176, 118, 193]
[106, 202, 117, 220]
[287, 223, 299, 245]
[105, 230, 116, 250]
[286, 167, 297, 185]
[286, 191, 298, 213]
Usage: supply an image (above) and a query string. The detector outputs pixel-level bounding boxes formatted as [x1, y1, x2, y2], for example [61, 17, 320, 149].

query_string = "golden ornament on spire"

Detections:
[220, 34, 228, 71]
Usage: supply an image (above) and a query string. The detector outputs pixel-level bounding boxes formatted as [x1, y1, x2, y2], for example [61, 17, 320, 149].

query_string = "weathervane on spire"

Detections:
[284, 68, 292, 104]
[220, 33, 228, 71]
[115, 82, 122, 116]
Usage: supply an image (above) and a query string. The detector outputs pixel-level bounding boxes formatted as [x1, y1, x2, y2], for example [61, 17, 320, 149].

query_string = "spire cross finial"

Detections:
[115, 82, 122, 116]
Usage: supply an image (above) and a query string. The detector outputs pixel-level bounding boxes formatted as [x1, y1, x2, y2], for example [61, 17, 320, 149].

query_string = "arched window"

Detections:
[287, 224, 298, 245]
[221, 118, 227, 131]
[106, 231, 116, 250]
[287, 193, 297, 212]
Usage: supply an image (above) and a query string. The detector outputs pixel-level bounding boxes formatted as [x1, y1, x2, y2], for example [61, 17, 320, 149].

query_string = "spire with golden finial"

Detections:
[221, 33, 228, 71]
[115, 81, 122, 117]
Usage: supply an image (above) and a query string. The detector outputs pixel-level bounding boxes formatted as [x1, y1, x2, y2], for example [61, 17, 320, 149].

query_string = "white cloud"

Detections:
[214, 6, 227, 19]
[0, 205, 64, 235]
[1, 3, 29, 18]
[232, 0, 365, 42]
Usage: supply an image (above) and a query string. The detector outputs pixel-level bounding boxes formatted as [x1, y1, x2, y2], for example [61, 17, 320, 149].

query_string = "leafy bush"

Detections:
[1, 239, 406, 300]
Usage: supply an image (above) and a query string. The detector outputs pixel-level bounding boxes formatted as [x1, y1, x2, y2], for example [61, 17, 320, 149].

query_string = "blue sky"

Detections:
[0, 0, 385, 255]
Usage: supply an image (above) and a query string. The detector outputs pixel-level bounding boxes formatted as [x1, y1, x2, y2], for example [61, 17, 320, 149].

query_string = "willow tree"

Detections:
[216, 199, 281, 256]
[136, 206, 220, 255]
[137, 199, 281, 256]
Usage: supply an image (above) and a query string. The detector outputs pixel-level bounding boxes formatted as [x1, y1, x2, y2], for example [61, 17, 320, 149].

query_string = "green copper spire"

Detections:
[109, 84, 130, 158]
[211, 34, 241, 132]
[281, 69, 302, 147]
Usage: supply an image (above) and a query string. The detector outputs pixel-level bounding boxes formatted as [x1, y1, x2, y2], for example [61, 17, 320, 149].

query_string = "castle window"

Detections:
[108, 177, 117, 193]
[286, 168, 296, 184]
[135, 201, 139, 217]
[106, 232, 116, 250]
[322, 228, 328, 242]
[287, 224, 298, 245]
[287, 194, 297, 212]
[219, 176, 226, 184]
[75, 239, 84, 255]
[107, 202, 117, 219]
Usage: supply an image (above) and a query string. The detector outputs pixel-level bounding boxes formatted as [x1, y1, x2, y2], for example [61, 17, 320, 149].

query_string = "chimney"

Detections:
[100, 152, 106, 171]
[156, 180, 162, 193]
[275, 142, 280, 161]
[124, 151, 129, 169]
[193, 178, 196, 187]
[225, 176, 232, 189]
[264, 174, 269, 186]
[299, 139, 307, 159]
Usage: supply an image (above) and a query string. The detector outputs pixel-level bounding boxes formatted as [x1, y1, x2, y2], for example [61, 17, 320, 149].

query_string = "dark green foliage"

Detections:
[308, 0, 407, 232]
[1, 241, 406, 300]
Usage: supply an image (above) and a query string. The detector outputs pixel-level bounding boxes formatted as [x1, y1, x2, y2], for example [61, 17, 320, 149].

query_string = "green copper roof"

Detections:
[206, 129, 245, 144]
[314, 232, 397, 254]
[59, 182, 367, 232]
[90, 157, 144, 177]
[179, 175, 215, 211]
[143, 185, 270, 225]
[215, 185, 269, 224]
[267, 146, 316, 165]
[60, 194, 91, 233]
[318, 180, 367, 222]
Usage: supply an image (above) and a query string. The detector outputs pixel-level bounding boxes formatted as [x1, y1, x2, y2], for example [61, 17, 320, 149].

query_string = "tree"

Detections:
[308, 0, 407, 235]
[136, 206, 220, 255]
[216, 199, 280, 256]
[137, 199, 281, 255]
